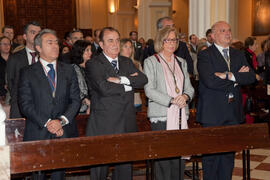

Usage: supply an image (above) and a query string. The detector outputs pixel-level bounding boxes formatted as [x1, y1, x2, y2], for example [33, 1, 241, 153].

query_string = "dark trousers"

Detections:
[31, 170, 64, 180]
[151, 121, 185, 180]
[90, 163, 132, 180]
[201, 123, 237, 180]
[202, 152, 235, 180]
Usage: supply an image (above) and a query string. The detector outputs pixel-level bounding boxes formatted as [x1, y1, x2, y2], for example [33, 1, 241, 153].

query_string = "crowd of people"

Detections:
[0, 16, 270, 180]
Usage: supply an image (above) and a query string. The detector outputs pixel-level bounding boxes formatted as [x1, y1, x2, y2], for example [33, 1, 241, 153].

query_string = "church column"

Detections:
[138, 0, 172, 40]
[189, 0, 238, 39]
[76, 0, 92, 29]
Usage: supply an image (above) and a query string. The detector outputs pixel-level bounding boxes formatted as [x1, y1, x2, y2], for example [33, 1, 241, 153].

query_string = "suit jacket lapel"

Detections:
[229, 47, 237, 72]
[22, 48, 30, 66]
[100, 53, 118, 76]
[34, 61, 54, 98]
[211, 45, 230, 71]
[55, 61, 64, 98]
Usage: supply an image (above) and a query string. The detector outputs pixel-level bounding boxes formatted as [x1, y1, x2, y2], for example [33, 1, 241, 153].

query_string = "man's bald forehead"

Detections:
[211, 21, 230, 33]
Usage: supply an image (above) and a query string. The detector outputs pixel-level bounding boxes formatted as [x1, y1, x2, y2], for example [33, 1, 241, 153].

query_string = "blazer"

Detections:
[143, 54, 194, 120]
[18, 61, 81, 141]
[196, 45, 256, 126]
[85, 53, 148, 136]
[6, 48, 29, 118]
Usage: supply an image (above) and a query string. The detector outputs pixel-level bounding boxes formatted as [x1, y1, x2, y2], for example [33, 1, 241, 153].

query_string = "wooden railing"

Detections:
[6, 123, 270, 175]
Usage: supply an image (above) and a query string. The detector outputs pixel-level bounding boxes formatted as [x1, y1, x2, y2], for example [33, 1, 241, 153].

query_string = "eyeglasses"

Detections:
[0, 43, 11, 46]
[163, 38, 179, 43]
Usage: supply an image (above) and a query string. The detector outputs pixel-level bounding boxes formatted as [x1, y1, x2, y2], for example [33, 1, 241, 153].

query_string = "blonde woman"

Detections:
[143, 27, 194, 180]
[120, 38, 143, 111]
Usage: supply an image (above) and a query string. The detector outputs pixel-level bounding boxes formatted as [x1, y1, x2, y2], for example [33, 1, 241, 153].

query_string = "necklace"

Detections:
[158, 54, 180, 94]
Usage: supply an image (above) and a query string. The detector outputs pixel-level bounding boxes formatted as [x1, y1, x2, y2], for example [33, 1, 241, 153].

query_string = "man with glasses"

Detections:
[197, 21, 256, 180]
[156, 17, 194, 75]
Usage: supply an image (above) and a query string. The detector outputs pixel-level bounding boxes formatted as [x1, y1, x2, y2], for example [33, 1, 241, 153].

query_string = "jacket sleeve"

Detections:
[180, 58, 194, 102]
[143, 57, 172, 107]
[18, 68, 49, 128]
[85, 60, 126, 97]
[125, 59, 148, 89]
[62, 67, 81, 123]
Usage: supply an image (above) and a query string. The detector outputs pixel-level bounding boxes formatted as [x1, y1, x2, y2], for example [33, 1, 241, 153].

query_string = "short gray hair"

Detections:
[34, 29, 57, 52]
[156, 16, 173, 30]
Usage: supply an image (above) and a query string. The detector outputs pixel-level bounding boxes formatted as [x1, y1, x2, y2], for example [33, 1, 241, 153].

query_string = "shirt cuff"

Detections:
[44, 119, 51, 127]
[124, 85, 132, 92]
[60, 115, 69, 126]
[120, 76, 130, 85]
[229, 73, 236, 82]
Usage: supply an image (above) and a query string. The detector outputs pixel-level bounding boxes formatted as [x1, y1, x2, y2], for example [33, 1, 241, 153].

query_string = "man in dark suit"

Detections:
[129, 31, 143, 63]
[189, 34, 198, 54]
[6, 21, 41, 118]
[18, 29, 80, 180]
[85, 27, 148, 180]
[92, 29, 103, 57]
[196, 21, 256, 180]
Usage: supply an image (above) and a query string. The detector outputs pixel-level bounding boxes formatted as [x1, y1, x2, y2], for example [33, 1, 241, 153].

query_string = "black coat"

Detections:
[18, 61, 81, 141]
[6, 48, 29, 118]
[196, 45, 256, 126]
[85, 53, 148, 136]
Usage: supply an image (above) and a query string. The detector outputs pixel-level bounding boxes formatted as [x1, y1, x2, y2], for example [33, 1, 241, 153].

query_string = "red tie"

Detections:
[30, 52, 36, 65]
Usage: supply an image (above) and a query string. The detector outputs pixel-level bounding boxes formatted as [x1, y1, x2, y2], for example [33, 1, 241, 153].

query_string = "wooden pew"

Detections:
[8, 123, 270, 175]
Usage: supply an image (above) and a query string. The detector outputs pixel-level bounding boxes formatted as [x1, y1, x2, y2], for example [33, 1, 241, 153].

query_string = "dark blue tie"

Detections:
[111, 60, 119, 74]
[47, 64, 55, 92]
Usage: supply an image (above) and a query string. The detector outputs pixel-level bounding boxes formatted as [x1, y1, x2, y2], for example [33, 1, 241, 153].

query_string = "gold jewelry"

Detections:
[158, 54, 180, 94]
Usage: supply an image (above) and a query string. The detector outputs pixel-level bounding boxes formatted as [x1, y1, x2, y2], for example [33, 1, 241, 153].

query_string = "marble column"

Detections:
[76, 0, 92, 29]
[138, 0, 172, 40]
[189, 0, 238, 39]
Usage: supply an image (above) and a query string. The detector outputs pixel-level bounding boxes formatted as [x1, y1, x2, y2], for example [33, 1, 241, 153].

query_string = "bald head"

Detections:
[211, 21, 232, 48]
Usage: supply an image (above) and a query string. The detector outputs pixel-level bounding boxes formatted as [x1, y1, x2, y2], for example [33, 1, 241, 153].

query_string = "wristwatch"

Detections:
[58, 118, 66, 127]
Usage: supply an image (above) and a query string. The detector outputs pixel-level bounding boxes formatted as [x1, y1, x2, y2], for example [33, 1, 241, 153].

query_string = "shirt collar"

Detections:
[39, 58, 56, 70]
[214, 43, 230, 56]
[25, 47, 35, 54]
[103, 52, 118, 63]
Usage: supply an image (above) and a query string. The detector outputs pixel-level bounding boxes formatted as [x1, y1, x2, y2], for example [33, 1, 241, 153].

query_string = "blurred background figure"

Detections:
[120, 38, 143, 111]
[231, 40, 245, 51]
[60, 45, 70, 55]
[14, 34, 25, 46]
[244, 37, 261, 80]
[205, 28, 213, 47]
[264, 39, 270, 116]
[0, 36, 11, 104]
[179, 33, 187, 43]
[71, 40, 92, 114]
[2, 25, 19, 51]
[85, 35, 94, 44]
